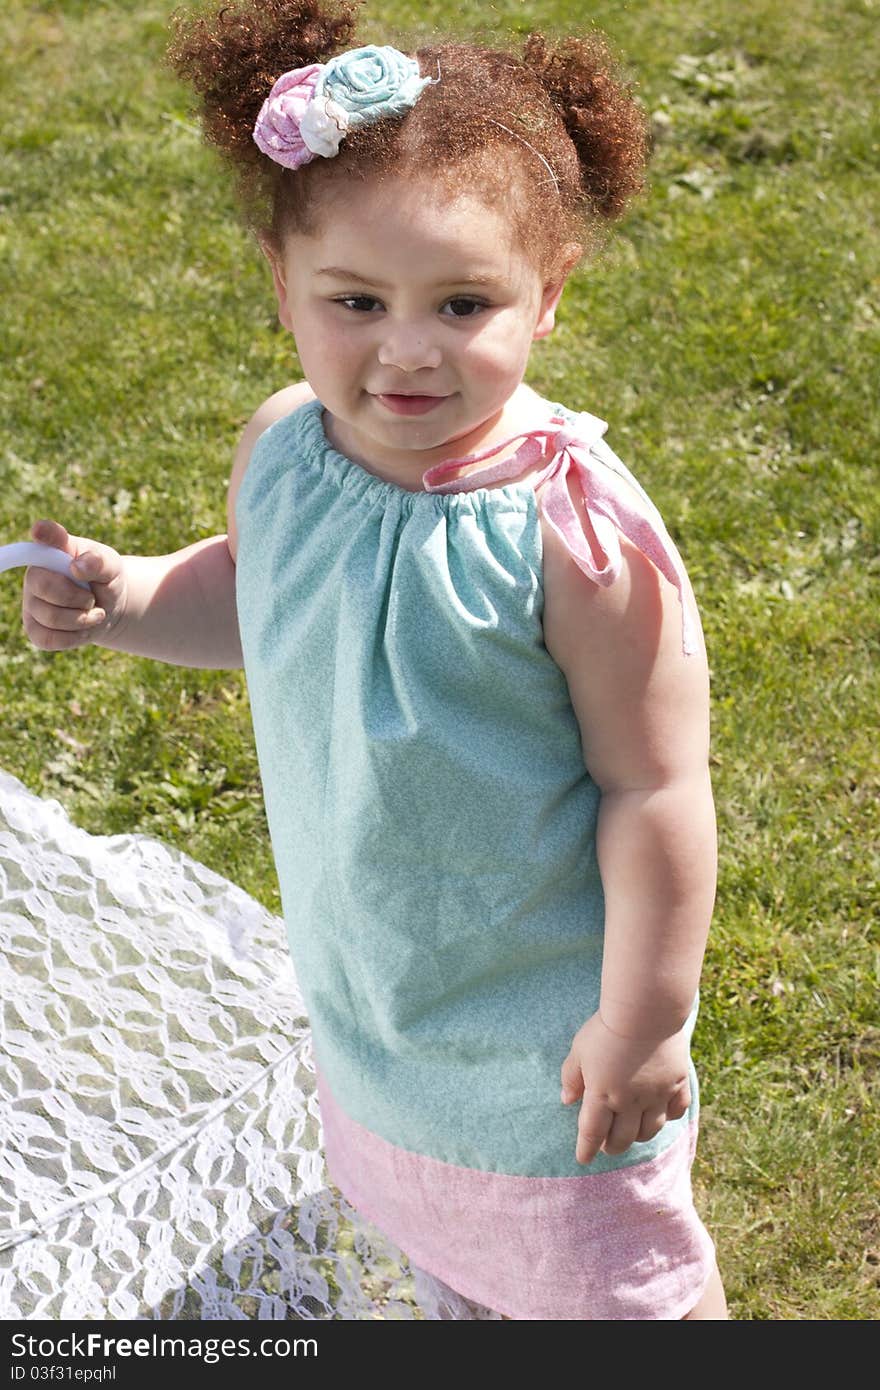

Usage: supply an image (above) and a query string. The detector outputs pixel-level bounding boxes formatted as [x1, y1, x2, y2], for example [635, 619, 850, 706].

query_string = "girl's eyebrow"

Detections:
[315, 266, 506, 289]
[316, 266, 391, 287]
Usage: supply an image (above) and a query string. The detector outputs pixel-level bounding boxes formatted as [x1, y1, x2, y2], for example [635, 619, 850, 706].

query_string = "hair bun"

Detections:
[168, 0, 361, 164]
[523, 31, 649, 221]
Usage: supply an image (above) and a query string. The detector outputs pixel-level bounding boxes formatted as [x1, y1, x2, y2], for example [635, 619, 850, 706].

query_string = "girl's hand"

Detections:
[22, 518, 127, 651]
[560, 1012, 691, 1166]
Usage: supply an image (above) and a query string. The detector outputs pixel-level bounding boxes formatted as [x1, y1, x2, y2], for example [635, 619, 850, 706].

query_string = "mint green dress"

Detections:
[233, 395, 715, 1319]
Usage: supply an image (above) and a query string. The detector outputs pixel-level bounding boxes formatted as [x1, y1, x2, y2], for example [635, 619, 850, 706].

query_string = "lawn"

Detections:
[1, 0, 878, 1319]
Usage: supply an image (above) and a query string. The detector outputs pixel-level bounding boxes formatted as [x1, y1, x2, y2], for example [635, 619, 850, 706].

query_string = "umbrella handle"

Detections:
[0, 541, 92, 592]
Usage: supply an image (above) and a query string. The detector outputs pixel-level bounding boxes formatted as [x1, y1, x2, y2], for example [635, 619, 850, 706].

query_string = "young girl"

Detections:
[22, 0, 727, 1319]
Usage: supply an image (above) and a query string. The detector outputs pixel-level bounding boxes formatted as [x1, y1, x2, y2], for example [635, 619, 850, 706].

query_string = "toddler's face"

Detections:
[266, 174, 568, 486]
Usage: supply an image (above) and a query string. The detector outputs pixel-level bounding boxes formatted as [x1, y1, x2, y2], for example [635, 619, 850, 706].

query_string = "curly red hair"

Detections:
[168, 0, 650, 273]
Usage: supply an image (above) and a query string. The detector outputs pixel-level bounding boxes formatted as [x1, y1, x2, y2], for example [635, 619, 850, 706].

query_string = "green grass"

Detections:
[1, 0, 878, 1320]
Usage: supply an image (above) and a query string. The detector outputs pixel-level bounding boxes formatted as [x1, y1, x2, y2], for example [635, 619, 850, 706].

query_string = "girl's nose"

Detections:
[377, 322, 442, 372]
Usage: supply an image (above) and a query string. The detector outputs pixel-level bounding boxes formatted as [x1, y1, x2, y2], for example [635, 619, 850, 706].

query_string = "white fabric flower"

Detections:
[299, 96, 350, 157]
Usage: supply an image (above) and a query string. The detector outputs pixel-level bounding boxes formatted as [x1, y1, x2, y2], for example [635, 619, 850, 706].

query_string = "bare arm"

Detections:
[23, 381, 315, 670]
[23, 519, 241, 668]
[91, 535, 242, 668]
[93, 376, 315, 665]
[595, 774, 716, 1037]
[540, 466, 715, 1161]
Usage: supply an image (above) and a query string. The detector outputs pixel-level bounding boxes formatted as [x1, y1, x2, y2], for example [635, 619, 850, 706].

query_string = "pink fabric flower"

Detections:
[252, 65, 324, 170]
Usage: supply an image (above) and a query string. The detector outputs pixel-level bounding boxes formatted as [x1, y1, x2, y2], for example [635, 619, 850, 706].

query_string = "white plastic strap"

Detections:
[0, 541, 91, 591]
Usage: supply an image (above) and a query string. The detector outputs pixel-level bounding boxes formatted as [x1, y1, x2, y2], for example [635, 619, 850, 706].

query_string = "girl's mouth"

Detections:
[375, 394, 448, 416]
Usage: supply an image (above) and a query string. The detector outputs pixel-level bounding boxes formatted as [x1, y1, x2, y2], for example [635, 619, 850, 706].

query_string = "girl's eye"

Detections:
[332, 295, 486, 317]
[443, 297, 486, 318]
[335, 295, 381, 312]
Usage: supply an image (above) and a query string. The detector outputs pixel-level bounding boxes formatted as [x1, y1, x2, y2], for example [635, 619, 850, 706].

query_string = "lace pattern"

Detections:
[0, 770, 499, 1320]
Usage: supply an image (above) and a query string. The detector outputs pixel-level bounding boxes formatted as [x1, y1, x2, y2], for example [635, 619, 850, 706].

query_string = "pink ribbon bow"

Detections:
[421, 414, 699, 657]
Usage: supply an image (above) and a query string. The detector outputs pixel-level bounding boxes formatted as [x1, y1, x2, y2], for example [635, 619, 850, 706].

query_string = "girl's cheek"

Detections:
[461, 326, 507, 360]
[461, 330, 528, 377]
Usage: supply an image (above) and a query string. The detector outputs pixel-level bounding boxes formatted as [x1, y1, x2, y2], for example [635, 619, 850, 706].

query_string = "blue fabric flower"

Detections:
[316, 45, 431, 130]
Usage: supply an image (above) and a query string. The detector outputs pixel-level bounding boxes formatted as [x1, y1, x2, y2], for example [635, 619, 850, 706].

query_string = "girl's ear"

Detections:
[533, 279, 567, 340]
[259, 235, 294, 332]
[533, 242, 582, 341]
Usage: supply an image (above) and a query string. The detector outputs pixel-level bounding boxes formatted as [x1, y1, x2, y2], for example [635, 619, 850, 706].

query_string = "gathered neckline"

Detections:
[297, 396, 573, 508]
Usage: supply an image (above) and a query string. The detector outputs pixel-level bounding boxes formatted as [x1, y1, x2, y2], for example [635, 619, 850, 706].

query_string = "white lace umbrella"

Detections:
[0, 769, 498, 1320]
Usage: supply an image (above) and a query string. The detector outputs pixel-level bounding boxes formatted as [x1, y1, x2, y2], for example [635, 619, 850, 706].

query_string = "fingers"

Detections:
[583, 1093, 691, 1157]
[578, 1103, 654, 1162]
[633, 1080, 691, 1139]
[614, 1087, 690, 1148]
[69, 547, 115, 585]
[23, 591, 106, 650]
[28, 518, 112, 585]
[24, 611, 104, 651]
[573, 1092, 692, 1164]
[23, 547, 106, 652]
[560, 1053, 585, 1103]
[31, 518, 73, 552]
[603, 1109, 645, 1155]
[575, 1098, 614, 1166]
[26, 588, 104, 631]
[666, 1081, 691, 1121]
[636, 1107, 669, 1142]
[25, 555, 95, 604]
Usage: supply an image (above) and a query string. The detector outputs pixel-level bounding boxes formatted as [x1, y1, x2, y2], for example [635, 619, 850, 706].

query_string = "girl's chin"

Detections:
[329, 398, 517, 465]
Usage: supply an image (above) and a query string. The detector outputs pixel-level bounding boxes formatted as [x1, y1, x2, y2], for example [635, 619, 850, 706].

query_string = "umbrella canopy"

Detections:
[0, 770, 497, 1320]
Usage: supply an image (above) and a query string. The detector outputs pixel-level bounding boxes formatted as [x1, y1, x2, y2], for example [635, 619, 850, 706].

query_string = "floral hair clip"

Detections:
[253, 44, 433, 170]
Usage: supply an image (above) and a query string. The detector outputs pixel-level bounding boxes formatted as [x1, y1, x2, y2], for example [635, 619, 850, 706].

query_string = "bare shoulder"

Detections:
[537, 446, 699, 664]
[226, 381, 316, 561]
[537, 454, 709, 790]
